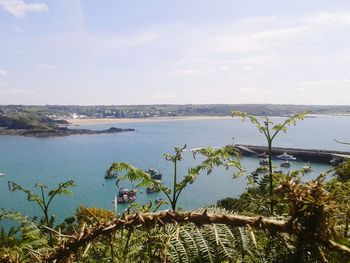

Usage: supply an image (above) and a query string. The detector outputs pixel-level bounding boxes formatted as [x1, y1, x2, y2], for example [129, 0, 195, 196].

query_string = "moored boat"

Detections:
[330, 157, 343, 166]
[302, 165, 312, 173]
[280, 161, 291, 168]
[277, 152, 296, 161]
[145, 169, 163, 193]
[146, 180, 162, 193]
[116, 189, 137, 203]
[258, 152, 268, 158]
[259, 158, 269, 165]
[145, 168, 162, 180]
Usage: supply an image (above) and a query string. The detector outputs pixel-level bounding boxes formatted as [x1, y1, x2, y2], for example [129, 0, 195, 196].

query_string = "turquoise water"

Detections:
[0, 115, 349, 223]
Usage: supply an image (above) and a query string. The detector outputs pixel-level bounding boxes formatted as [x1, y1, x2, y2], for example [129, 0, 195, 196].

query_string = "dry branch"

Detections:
[45, 210, 289, 262]
[44, 210, 350, 262]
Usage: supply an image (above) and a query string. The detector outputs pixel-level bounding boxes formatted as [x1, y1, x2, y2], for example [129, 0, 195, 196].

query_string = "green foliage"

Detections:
[8, 180, 75, 247]
[232, 111, 307, 214]
[0, 210, 47, 262]
[106, 145, 242, 211]
[76, 206, 115, 225]
[0, 111, 63, 130]
[335, 160, 350, 181]
[2, 125, 350, 262]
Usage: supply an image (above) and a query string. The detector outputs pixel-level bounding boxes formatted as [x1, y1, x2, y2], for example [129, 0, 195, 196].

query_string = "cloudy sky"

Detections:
[0, 0, 350, 105]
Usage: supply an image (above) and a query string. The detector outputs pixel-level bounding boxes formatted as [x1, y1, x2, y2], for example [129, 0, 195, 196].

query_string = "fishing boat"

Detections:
[302, 165, 312, 173]
[258, 152, 268, 158]
[145, 168, 162, 180]
[259, 158, 269, 165]
[330, 157, 343, 166]
[116, 189, 137, 203]
[276, 152, 296, 161]
[280, 161, 291, 168]
[145, 169, 163, 193]
[146, 180, 162, 193]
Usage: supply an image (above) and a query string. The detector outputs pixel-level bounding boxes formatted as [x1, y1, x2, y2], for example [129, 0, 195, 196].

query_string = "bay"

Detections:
[0, 115, 349, 223]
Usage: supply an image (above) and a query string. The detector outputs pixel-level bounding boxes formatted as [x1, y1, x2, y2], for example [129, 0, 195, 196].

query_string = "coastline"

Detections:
[66, 116, 233, 125]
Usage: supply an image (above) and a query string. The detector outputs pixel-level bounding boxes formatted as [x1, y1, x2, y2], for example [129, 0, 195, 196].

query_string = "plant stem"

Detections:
[172, 159, 177, 211]
[268, 140, 273, 214]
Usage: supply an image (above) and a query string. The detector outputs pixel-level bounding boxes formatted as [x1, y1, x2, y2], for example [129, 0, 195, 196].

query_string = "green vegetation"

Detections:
[0, 112, 134, 137]
[106, 145, 242, 211]
[0, 112, 66, 130]
[8, 180, 75, 247]
[1, 112, 350, 262]
[1, 104, 350, 119]
[232, 111, 307, 214]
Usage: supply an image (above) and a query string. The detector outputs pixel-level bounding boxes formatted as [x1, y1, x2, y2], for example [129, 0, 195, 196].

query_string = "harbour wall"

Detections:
[234, 144, 350, 164]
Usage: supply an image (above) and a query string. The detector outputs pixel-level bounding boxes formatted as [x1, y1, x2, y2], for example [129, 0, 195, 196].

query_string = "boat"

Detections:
[105, 174, 118, 179]
[280, 161, 291, 168]
[146, 180, 162, 193]
[330, 157, 343, 166]
[116, 188, 137, 203]
[259, 158, 269, 165]
[145, 168, 162, 180]
[277, 152, 296, 161]
[0, 172, 5, 177]
[302, 165, 312, 173]
[258, 152, 268, 158]
[145, 169, 163, 193]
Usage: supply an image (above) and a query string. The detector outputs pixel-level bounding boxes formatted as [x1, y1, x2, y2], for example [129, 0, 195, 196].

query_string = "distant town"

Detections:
[0, 104, 350, 120]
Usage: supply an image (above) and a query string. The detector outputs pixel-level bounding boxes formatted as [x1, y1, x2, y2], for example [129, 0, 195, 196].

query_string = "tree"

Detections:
[232, 111, 307, 214]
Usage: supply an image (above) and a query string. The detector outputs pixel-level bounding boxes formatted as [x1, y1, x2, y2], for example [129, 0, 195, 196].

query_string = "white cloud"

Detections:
[36, 64, 55, 70]
[4, 88, 36, 95]
[242, 66, 252, 70]
[173, 69, 206, 76]
[0, 69, 7, 76]
[10, 24, 23, 32]
[301, 79, 350, 86]
[0, 0, 48, 18]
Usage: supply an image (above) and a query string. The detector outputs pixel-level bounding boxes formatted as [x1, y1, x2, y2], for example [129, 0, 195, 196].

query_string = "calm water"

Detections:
[0, 115, 349, 223]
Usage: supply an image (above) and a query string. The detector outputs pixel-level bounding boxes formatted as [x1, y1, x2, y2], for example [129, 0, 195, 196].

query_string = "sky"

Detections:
[1, 0, 350, 105]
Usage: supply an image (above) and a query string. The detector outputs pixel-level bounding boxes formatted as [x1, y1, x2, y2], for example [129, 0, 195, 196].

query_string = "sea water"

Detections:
[0, 115, 349, 223]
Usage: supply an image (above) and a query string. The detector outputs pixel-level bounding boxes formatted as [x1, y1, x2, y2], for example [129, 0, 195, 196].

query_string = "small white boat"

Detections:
[277, 152, 296, 161]
[302, 165, 312, 173]
[280, 161, 291, 168]
[145, 169, 162, 180]
[146, 180, 162, 193]
[0, 172, 5, 177]
[259, 159, 269, 165]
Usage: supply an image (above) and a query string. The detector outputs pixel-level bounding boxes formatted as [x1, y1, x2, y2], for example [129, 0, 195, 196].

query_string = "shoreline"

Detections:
[66, 113, 350, 126]
[66, 116, 233, 125]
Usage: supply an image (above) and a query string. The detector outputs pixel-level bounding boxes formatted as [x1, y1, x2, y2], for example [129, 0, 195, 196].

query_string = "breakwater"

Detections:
[235, 144, 350, 164]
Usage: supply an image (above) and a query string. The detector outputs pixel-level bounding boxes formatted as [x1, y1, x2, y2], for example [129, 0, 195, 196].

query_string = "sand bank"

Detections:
[67, 116, 232, 125]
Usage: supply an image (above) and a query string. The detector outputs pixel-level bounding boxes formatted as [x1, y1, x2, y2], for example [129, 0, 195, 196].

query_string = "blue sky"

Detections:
[1, 0, 350, 105]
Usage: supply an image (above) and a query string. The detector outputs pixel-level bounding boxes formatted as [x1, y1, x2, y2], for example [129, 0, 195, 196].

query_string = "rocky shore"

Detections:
[0, 126, 135, 138]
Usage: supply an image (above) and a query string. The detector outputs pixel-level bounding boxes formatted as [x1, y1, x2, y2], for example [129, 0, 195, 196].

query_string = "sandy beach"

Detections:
[66, 116, 232, 125]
